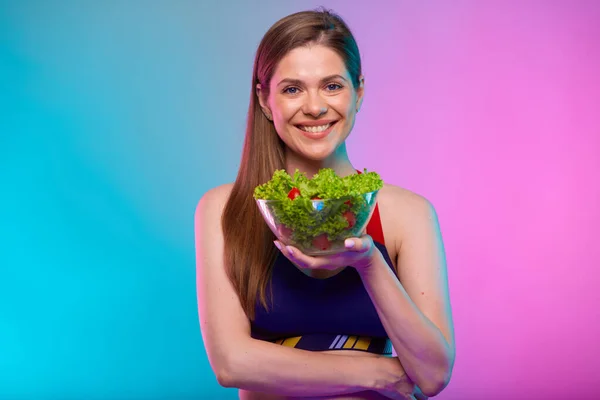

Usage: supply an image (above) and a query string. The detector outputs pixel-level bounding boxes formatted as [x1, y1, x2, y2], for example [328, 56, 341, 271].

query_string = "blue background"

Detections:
[1, 1, 327, 398]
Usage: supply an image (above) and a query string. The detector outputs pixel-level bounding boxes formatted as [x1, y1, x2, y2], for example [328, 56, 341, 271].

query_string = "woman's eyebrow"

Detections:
[276, 74, 348, 87]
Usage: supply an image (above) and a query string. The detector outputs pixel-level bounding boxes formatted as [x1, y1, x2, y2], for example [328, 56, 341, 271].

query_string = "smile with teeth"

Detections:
[297, 122, 336, 133]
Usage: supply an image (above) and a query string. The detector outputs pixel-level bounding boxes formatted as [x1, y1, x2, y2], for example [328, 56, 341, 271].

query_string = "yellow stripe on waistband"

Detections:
[343, 335, 358, 349]
[353, 337, 371, 350]
[281, 336, 302, 348]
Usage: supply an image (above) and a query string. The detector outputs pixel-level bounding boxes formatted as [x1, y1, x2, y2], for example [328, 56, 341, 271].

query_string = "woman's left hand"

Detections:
[274, 234, 379, 272]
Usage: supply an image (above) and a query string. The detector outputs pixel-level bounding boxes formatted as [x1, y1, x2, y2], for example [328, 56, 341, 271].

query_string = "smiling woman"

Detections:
[195, 8, 454, 400]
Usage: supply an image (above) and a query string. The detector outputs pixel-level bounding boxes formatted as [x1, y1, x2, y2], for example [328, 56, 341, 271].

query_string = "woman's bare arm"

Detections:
[358, 189, 455, 397]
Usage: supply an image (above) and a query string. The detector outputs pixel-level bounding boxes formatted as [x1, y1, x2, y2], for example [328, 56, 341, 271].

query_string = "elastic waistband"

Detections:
[270, 333, 393, 355]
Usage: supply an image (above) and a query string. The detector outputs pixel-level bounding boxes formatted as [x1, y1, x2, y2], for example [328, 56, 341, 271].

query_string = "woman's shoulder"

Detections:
[194, 182, 235, 221]
[378, 183, 439, 238]
[200, 182, 235, 201]
[379, 183, 435, 211]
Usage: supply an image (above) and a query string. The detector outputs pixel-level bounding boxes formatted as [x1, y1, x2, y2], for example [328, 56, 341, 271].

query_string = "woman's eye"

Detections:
[283, 87, 299, 94]
[326, 83, 342, 91]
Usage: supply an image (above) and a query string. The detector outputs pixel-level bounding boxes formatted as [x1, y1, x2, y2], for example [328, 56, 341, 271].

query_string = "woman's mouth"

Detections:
[295, 121, 338, 139]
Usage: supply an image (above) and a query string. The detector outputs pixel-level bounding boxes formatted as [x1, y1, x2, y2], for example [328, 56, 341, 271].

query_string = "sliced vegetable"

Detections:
[342, 210, 356, 229]
[287, 187, 301, 200]
[312, 233, 331, 251]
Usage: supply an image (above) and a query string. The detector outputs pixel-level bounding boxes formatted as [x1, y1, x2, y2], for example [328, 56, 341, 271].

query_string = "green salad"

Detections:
[253, 168, 384, 251]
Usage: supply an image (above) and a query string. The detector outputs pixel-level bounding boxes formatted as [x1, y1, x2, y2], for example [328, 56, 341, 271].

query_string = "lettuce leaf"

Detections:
[253, 168, 383, 200]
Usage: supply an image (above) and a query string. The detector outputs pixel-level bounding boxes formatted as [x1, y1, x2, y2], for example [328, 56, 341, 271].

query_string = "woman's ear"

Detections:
[256, 83, 272, 120]
[356, 75, 365, 112]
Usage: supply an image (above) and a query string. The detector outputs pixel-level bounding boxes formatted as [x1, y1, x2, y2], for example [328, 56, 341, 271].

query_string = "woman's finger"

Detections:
[274, 241, 317, 268]
[344, 234, 373, 253]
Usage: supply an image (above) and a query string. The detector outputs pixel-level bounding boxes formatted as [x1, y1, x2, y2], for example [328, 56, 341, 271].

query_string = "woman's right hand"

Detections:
[372, 357, 428, 400]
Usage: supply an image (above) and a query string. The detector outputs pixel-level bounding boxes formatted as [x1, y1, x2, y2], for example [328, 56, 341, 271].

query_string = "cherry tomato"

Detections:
[342, 210, 356, 229]
[277, 224, 293, 239]
[287, 187, 301, 200]
[312, 233, 331, 251]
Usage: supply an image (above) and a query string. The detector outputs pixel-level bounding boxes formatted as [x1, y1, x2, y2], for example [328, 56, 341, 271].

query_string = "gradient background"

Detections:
[1, 1, 599, 399]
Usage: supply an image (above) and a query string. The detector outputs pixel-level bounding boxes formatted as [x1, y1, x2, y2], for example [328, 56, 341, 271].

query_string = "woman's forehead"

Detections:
[271, 45, 350, 85]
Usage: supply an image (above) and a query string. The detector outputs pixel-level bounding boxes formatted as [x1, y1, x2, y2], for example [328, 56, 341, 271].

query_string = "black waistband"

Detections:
[270, 333, 393, 355]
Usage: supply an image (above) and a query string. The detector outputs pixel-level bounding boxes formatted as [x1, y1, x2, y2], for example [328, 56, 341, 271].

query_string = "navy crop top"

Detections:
[251, 198, 398, 355]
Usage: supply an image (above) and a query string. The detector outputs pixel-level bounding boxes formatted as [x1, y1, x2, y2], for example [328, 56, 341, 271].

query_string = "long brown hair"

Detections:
[221, 8, 363, 319]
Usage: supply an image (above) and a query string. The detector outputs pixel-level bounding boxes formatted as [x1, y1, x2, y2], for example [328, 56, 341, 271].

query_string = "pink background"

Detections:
[344, 2, 600, 398]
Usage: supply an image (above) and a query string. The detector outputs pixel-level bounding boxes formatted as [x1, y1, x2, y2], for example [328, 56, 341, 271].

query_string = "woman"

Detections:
[195, 9, 455, 400]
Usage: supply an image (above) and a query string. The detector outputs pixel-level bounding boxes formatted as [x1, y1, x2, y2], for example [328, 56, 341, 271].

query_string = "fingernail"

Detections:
[274, 241, 282, 250]
[286, 246, 294, 256]
[345, 239, 354, 249]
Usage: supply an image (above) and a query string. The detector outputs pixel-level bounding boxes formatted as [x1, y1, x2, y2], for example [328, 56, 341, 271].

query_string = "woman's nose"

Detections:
[303, 92, 328, 117]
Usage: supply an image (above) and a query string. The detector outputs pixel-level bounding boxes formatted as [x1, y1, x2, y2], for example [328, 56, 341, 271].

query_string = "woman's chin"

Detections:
[299, 145, 337, 161]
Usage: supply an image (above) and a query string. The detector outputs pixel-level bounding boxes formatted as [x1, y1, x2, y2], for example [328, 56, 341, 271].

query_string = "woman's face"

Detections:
[258, 44, 364, 161]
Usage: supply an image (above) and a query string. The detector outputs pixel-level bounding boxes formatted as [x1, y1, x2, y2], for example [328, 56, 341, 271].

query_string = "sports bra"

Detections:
[251, 179, 397, 355]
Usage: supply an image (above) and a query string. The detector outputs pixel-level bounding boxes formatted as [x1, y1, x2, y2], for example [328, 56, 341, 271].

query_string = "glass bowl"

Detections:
[256, 190, 379, 256]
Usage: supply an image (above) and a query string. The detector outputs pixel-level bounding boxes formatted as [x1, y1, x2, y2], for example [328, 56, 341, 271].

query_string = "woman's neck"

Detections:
[284, 143, 358, 179]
